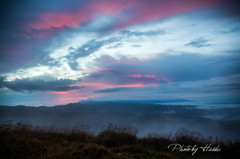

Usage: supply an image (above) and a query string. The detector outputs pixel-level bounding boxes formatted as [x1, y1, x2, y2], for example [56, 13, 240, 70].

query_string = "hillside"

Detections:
[1, 121, 239, 159]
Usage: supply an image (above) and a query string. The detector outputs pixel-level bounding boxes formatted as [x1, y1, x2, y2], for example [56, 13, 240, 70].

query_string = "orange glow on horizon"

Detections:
[48, 90, 77, 95]
[72, 81, 158, 89]
[49, 77, 169, 105]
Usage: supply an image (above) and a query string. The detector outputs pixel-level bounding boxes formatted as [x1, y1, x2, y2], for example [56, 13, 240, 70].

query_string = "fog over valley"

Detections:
[1, 102, 239, 139]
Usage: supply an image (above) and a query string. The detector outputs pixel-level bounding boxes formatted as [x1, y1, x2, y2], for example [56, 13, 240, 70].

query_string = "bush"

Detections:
[96, 124, 137, 147]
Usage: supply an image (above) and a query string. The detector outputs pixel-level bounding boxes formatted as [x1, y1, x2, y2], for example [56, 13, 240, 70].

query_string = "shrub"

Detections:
[96, 124, 137, 147]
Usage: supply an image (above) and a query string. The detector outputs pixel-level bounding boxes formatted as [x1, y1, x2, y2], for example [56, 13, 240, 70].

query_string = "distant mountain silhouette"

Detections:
[79, 98, 191, 104]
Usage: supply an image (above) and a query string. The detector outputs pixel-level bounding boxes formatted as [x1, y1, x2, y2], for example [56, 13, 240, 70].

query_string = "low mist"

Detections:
[1, 103, 240, 139]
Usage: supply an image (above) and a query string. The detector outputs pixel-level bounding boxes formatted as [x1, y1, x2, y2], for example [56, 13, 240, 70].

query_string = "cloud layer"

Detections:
[0, 0, 240, 105]
[0, 78, 83, 93]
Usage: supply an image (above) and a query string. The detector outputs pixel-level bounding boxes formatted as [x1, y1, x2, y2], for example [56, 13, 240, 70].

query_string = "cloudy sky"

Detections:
[0, 0, 240, 106]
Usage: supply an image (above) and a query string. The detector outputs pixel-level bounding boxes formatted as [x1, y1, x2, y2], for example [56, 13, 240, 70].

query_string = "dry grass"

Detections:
[0, 121, 239, 159]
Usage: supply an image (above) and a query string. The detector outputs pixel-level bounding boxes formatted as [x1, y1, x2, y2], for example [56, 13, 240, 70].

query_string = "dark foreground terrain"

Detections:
[1, 103, 240, 158]
[0, 121, 240, 159]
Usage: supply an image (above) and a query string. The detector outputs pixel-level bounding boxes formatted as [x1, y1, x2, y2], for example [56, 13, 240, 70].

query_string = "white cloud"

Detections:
[2, 13, 240, 81]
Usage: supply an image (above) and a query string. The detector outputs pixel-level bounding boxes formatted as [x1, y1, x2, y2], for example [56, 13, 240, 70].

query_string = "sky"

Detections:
[0, 0, 240, 106]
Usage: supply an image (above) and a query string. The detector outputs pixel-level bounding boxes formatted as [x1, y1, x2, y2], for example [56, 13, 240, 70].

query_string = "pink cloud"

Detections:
[92, 0, 132, 16]
[129, 74, 142, 78]
[49, 81, 158, 105]
[48, 90, 77, 95]
[30, 12, 89, 30]
[73, 81, 157, 89]
[49, 81, 156, 104]
[28, 0, 131, 31]
[26, 0, 223, 37]
[144, 75, 156, 78]
[50, 89, 106, 105]
[119, 83, 157, 87]
[47, 73, 168, 105]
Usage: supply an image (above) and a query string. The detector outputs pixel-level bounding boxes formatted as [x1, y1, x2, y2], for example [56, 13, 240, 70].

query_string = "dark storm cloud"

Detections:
[0, 77, 83, 93]
[94, 87, 131, 93]
[185, 38, 211, 48]
[120, 29, 166, 37]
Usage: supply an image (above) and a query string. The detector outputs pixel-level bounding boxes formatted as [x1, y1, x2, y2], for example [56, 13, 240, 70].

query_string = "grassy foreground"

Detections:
[0, 121, 239, 159]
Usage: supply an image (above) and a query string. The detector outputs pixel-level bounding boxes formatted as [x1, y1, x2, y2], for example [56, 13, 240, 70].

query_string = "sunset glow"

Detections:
[0, 0, 239, 106]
